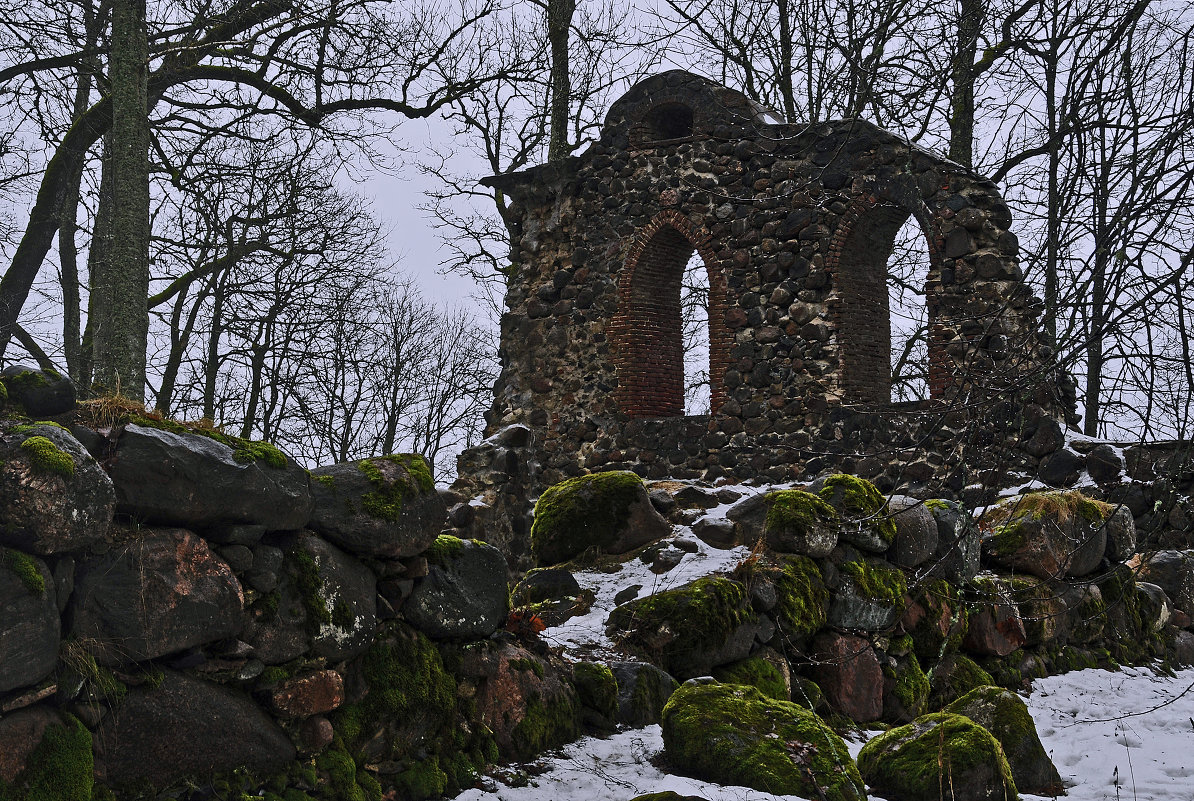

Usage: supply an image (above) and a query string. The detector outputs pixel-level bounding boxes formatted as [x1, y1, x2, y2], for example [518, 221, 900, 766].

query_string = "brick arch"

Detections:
[826, 194, 947, 405]
[610, 210, 730, 418]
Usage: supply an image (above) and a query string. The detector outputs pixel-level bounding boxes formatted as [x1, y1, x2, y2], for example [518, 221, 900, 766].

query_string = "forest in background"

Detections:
[1, 0, 1192, 478]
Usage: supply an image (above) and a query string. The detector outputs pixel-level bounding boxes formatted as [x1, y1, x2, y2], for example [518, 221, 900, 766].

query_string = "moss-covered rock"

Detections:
[609, 661, 679, 726]
[924, 499, 982, 582]
[0, 710, 92, 801]
[606, 576, 762, 678]
[899, 578, 967, 666]
[734, 553, 828, 639]
[712, 655, 789, 701]
[1003, 575, 1068, 647]
[828, 557, 907, 631]
[661, 682, 864, 801]
[309, 455, 445, 559]
[928, 653, 996, 709]
[882, 652, 930, 723]
[946, 685, 1062, 795]
[857, 712, 1017, 801]
[573, 661, 619, 728]
[404, 537, 508, 640]
[762, 489, 839, 556]
[531, 471, 670, 566]
[0, 365, 75, 417]
[980, 490, 1112, 579]
[962, 575, 1027, 657]
[816, 474, 896, 553]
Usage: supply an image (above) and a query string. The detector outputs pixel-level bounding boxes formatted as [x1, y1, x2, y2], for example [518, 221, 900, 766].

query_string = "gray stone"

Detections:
[0, 423, 113, 555]
[923, 499, 980, 582]
[1087, 444, 1124, 484]
[691, 517, 736, 548]
[309, 455, 446, 558]
[93, 670, 294, 788]
[0, 365, 75, 416]
[887, 495, 937, 569]
[1039, 447, 1084, 487]
[609, 661, 679, 726]
[1137, 550, 1194, 616]
[1103, 504, 1137, 563]
[404, 538, 508, 639]
[1023, 418, 1064, 457]
[287, 532, 377, 660]
[0, 551, 58, 693]
[68, 528, 244, 665]
[108, 423, 311, 531]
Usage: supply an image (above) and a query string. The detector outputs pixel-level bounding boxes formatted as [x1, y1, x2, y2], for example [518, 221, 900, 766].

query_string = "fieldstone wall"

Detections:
[455, 70, 1081, 562]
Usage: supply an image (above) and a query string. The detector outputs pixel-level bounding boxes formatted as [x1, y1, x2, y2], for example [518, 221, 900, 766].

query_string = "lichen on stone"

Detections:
[18, 435, 74, 478]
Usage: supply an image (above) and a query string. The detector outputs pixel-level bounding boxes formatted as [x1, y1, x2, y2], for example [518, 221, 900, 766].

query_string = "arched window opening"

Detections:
[641, 102, 694, 142]
[836, 204, 935, 406]
[682, 251, 711, 415]
[887, 216, 931, 403]
[614, 223, 723, 419]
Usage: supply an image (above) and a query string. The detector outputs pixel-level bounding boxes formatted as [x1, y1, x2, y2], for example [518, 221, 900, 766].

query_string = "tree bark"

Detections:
[91, 0, 150, 397]
[546, 0, 576, 161]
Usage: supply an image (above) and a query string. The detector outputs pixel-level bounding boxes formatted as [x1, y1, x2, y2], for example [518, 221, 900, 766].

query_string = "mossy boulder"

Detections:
[946, 685, 1062, 795]
[282, 532, 377, 661]
[0, 549, 57, 693]
[0, 365, 75, 416]
[332, 623, 492, 796]
[712, 654, 789, 701]
[309, 454, 445, 559]
[979, 490, 1112, 579]
[762, 489, 839, 556]
[733, 553, 828, 640]
[857, 712, 1017, 801]
[404, 536, 508, 639]
[509, 566, 594, 627]
[531, 471, 670, 566]
[928, 653, 995, 709]
[1003, 575, 1068, 647]
[606, 576, 765, 678]
[813, 474, 896, 553]
[882, 652, 930, 723]
[897, 578, 967, 666]
[828, 557, 907, 631]
[0, 423, 113, 555]
[609, 660, 679, 726]
[0, 707, 92, 801]
[107, 422, 312, 531]
[661, 681, 865, 801]
[573, 661, 619, 729]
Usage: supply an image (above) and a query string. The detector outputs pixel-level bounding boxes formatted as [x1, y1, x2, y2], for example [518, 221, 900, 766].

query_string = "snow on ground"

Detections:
[455, 667, 1194, 801]
[1021, 666, 1194, 801]
[540, 481, 779, 660]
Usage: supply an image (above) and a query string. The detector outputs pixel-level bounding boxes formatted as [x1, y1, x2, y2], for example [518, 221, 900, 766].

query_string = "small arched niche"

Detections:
[834, 203, 938, 406]
[612, 222, 725, 418]
[638, 102, 695, 144]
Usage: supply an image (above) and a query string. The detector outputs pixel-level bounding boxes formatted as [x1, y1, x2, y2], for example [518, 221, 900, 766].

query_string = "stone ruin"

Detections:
[454, 70, 1192, 565]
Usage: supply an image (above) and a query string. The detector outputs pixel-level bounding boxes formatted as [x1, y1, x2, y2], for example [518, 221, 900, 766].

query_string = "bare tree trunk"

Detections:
[949, 0, 984, 167]
[546, 0, 576, 161]
[91, 0, 150, 397]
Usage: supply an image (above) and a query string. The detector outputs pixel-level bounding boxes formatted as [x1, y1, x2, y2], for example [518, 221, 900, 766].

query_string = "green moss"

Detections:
[573, 662, 618, 719]
[357, 454, 434, 523]
[511, 657, 546, 679]
[393, 757, 447, 800]
[889, 654, 930, 718]
[906, 579, 966, 665]
[315, 739, 379, 801]
[982, 490, 1114, 556]
[661, 682, 864, 801]
[857, 712, 1016, 800]
[840, 559, 907, 608]
[257, 588, 282, 621]
[18, 436, 74, 478]
[923, 499, 951, 511]
[790, 676, 823, 711]
[530, 471, 645, 564]
[735, 554, 828, 637]
[426, 534, 466, 566]
[510, 690, 581, 761]
[260, 666, 290, 685]
[291, 549, 332, 634]
[935, 654, 995, 706]
[818, 474, 896, 543]
[125, 414, 289, 469]
[0, 714, 92, 801]
[607, 576, 756, 675]
[4, 369, 51, 390]
[11, 422, 67, 434]
[1, 547, 45, 595]
[331, 598, 356, 630]
[712, 657, 788, 701]
[764, 489, 838, 539]
[315, 474, 337, 489]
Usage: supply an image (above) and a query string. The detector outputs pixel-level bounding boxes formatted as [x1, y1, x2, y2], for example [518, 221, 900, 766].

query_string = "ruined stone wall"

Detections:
[458, 70, 1075, 512]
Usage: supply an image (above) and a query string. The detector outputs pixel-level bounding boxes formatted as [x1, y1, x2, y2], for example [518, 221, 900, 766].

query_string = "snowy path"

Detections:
[456, 666, 1194, 801]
